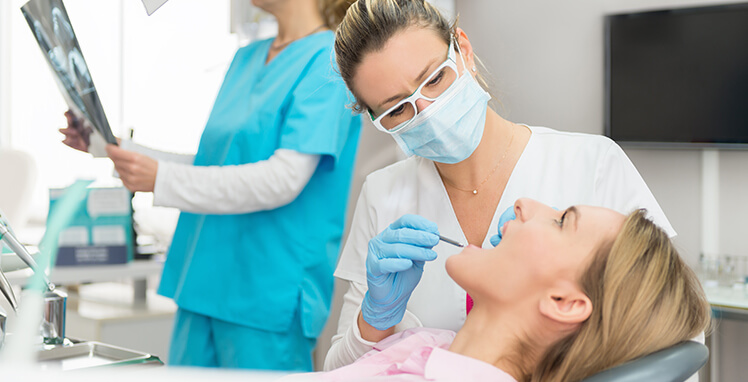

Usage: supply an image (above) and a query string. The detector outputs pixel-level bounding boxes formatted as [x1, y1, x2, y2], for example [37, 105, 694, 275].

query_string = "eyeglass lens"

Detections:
[380, 64, 458, 130]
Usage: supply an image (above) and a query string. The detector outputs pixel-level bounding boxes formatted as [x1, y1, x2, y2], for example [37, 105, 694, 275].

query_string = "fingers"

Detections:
[59, 127, 82, 140]
[107, 145, 138, 176]
[106, 145, 157, 192]
[383, 215, 439, 249]
[64, 110, 78, 128]
[382, 242, 437, 262]
[389, 214, 439, 235]
[369, 237, 437, 264]
[61, 110, 91, 152]
[60, 128, 88, 152]
[489, 234, 501, 247]
[497, 206, 516, 227]
[370, 255, 430, 275]
[380, 226, 439, 248]
[109, 149, 155, 173]
[491, 206, 517, 247]
[112, 162, 139, 192]
[373, 257, 413, 274]
[106, 144, 126, 159]
[107, 144, 139, 169]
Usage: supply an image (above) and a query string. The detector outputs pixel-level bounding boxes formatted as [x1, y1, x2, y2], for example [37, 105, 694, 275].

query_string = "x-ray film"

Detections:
[21, 0, 117, 157]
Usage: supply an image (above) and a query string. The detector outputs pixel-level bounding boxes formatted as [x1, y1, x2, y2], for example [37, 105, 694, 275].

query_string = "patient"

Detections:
[288, 198, 711, 381]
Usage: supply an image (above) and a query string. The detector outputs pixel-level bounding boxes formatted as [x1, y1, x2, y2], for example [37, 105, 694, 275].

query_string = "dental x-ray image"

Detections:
[21, 0, 117, 157]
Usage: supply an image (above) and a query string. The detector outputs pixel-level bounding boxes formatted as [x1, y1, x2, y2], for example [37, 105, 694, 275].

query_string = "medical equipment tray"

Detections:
[37, 341, 163, 370]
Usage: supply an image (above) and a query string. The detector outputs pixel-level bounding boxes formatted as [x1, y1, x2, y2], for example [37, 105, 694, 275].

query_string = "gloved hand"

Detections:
[362, 214, 440, 331]
[489, 206, 517, 247]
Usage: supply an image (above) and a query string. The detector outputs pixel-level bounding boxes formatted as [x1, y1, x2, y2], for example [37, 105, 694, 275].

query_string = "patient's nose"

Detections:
[515, 198, 552, 222]
[514, 198, 530, 222]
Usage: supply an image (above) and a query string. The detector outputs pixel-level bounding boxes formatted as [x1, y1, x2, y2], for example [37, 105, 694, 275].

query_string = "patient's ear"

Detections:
[539, 288, 592, 325]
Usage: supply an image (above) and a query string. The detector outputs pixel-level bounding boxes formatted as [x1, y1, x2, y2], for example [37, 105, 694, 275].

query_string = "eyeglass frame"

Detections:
[368, 38, 463, 133]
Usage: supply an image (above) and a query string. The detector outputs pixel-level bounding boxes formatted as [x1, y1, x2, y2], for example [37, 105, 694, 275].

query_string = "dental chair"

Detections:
[581, 341, 708, 382]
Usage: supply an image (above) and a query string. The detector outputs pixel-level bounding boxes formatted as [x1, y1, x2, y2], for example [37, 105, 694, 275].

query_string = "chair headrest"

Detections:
[580, 341, 708, 382]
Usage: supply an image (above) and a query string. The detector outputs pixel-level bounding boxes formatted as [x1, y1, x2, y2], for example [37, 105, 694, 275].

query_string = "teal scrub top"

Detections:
[158, 31, 361, 338]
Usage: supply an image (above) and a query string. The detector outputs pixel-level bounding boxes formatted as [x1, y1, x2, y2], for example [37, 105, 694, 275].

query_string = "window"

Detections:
[2, 0, 237, 242]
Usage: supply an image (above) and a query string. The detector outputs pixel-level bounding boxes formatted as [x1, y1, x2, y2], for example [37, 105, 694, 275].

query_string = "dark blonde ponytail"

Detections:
[530, 210, 712, 382]
[320, 0, 357, 30]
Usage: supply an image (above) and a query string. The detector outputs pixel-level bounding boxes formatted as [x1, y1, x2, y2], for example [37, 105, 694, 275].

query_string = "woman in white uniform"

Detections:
[325, 0, 674, 370]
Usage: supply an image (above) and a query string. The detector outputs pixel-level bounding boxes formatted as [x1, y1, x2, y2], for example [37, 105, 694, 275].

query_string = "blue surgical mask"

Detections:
[389, 69, 491, 164]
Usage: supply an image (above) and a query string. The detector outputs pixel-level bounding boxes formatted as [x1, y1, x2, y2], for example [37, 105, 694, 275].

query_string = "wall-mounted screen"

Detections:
[605, 3, 748, 147]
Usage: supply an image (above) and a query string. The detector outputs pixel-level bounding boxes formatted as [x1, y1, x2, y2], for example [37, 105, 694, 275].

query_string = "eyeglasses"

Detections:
[369, 39, 460, 133]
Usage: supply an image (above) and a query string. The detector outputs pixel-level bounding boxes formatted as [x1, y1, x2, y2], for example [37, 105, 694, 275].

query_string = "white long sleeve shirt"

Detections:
[121, 140, 320, 214]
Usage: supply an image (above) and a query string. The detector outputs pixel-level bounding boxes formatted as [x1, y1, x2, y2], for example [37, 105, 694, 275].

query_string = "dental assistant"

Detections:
[324, 0, 675, 370]
[61, 0, 360, 371]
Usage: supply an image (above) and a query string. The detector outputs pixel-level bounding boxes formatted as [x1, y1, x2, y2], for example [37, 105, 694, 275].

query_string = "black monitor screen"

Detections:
[605, 3, 748, 146]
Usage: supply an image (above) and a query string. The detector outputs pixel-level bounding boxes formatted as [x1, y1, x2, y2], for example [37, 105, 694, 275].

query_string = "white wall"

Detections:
[455, 0, 748, 266]
[0, 1, 12, 146]
[454, 1, 748, 381]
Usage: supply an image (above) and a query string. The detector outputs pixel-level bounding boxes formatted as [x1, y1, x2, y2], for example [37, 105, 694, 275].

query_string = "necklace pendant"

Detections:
[472, 190, 478, 195]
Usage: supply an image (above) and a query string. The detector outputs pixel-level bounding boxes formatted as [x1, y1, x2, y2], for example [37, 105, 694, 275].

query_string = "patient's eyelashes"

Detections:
[555, 210, 568, 228]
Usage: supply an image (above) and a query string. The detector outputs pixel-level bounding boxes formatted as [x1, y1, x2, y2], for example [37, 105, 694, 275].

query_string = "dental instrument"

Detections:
[0, 219, 55, 292]
[438, 235, 465, 248]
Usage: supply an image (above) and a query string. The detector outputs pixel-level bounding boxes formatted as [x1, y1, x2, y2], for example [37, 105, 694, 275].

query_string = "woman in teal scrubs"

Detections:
[61, 0, 359, 371]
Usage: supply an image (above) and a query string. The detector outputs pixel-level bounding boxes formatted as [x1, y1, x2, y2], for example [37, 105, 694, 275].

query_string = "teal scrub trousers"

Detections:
[168, 307, 316, 371]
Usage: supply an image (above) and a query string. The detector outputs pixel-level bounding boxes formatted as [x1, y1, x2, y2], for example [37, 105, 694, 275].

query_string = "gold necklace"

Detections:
[441, 126, 516, 196]
[269, 24, 326, 51]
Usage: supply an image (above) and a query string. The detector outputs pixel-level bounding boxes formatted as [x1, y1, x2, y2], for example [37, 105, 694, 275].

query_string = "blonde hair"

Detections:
[529, 210, 712, 382]
[319, 0, 357, 30]
[334, 0, 491, 113]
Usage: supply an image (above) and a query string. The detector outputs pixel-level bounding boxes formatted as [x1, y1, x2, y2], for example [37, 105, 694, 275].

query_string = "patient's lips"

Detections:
[467, 244, 480, 249]
[501, 221, 510, 237]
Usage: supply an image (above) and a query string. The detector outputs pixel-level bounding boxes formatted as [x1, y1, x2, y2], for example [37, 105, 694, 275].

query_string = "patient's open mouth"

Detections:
[501, 221, 510, 238]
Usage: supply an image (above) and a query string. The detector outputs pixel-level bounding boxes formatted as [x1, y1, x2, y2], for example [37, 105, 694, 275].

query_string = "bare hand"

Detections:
[59, 110, 92, 153]
[106, 144, 158, 192]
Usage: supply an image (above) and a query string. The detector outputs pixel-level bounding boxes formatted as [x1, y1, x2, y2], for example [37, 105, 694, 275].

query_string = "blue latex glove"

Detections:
[489, 206, 517, 247]
[362, 214, 440, 331]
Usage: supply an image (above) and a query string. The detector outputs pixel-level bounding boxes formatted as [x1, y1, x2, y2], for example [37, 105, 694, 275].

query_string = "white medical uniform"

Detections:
[324, 125, 675, 370]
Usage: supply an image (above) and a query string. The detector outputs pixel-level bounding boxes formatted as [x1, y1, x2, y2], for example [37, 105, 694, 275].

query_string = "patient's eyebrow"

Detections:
[567, 206, 579, 232]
